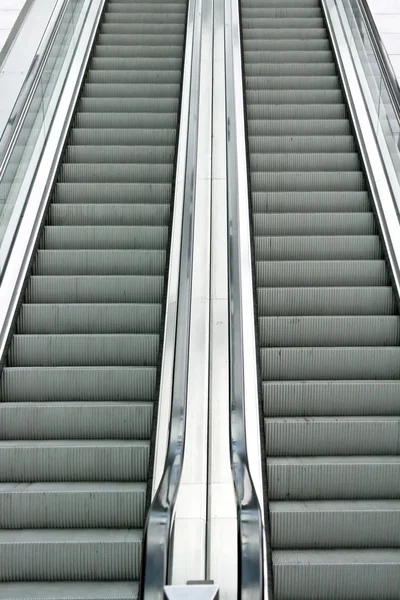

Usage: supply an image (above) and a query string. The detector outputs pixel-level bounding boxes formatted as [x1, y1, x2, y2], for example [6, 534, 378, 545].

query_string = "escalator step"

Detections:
[0, 403, 152, 439]
[0, 0, 187, 591]
[0, 482, 146, 527]
[0, 529, 142, 581]
[242, 0, 400, 594]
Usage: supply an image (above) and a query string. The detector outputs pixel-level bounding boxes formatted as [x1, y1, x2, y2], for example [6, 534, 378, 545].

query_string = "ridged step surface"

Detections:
[241, 0, 400, 598]
[0, 0, 187, 596]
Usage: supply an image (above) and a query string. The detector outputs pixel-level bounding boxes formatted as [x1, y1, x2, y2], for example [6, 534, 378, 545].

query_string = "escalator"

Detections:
[0, 0, 187, 596]
[241, 0, 400, 597]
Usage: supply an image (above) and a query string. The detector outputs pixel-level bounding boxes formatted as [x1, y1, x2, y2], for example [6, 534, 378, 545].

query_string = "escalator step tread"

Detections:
[0, 0, 186, 588]
[0, 402, 152, 440]
[0, 581, 139, 600]
[242, 0, 400, 593]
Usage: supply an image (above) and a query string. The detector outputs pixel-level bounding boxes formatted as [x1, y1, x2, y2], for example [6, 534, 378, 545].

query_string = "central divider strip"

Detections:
[224, 0, 270, 597]
[139, 0, 203, 595]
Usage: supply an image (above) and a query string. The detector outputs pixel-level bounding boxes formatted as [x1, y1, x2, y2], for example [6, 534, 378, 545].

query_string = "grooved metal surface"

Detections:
[0, 0, 186, 595]
[241, 0, 400, 597]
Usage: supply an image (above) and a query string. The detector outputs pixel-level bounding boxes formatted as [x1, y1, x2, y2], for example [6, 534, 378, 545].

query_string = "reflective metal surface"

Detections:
[207, 0, 237, 596]
[320, 0, 400, 316]
[224, 0, 269, 597]
[170, 0, 213, 585]
[140, 0, 203, 594]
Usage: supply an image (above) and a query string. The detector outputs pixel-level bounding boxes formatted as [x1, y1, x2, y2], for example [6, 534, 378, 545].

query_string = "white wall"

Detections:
[366, 0, 400, 81]
[0, 0, 26, 54]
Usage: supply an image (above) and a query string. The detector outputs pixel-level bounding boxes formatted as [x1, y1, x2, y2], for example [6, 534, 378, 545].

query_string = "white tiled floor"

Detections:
[0, 0, 26, 54]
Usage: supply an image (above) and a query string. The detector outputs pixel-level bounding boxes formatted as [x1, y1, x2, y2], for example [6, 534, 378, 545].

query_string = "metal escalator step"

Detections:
[82, 82, 181, 99]
[42, 226, 168, 249]
[250, 153, 359, 172]
[0, 581, 138, 600]
[253, 213, 374, 235]
[259, 316, 399, 347]
[107, 1, 185, 10]
[86, 70, 181, 85]
[65, 145, 175, 164]
[0, 529, 142, 581]
[251, 172, 365, 192]
[261, 347, 400, 380]
[245, 75, 339, 90]
[268, 456, 400, 500]
[246, 90, 343, 105]
[59, 164, 173, 184]
[77, 96, 179, 113]
[26, 276, 164, 303]
[243, 17, 324, 29]
[100, 23, 184, 35]
[97, 33, 184, 47]
[243, 0, 400, 592]
[257, 287, 396, 316]
[245, 49, 333, 62]
[34, 250, 166, 275]
[265, 417, 400, 455]
[270, 500, 400, 549]
[244, 28, 327, 40]
[0, 441, 149, 481]
[0, 403, 152, 439]
[245, 62, 335, 76]
[242, 7, 322, 18]
[247, 104, 347, 120]
[94, 45, 183, 59]
[49, 204, 169, 226]
[18, 303, 161, 333]
[263, 380, 400, 417]
[0, 367, 156, 402]
[75, 113, 178, 129]
[55, 183, 171, 204]
[71, 112, 177, 132]
[273, 549, 400, 600]
[0, 482, 146, 527]
[255, 235, 381, 260]
[107, 3, 185, 14]
[91, 57, 182, 71]
[0, 0, 184, 590]
[243, 39, 331, 52]
[70, 128, 176, 146]
[256, 260, 388, 287]
[252, 191, 370, 213]
[104, 13, 185, 24]
[248, 119, 350, 137]
[249, 135, 354, 153]
[9, 334, 159, 367]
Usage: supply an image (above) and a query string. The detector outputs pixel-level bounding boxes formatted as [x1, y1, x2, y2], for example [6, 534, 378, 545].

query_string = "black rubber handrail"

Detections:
[139, 0, 202, 596]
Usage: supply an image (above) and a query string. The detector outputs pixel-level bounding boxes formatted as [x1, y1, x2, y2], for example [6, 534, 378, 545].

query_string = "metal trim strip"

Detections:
[140, 0, 203, 594]
[224, 0, 269, 597]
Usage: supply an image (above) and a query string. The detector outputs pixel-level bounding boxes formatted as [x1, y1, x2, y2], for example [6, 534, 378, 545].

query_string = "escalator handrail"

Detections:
[353, 0, 400, 126]
[139, 0, 202, 596]
[0, 0, 72, 179]
[224, 0, 268, 597]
